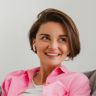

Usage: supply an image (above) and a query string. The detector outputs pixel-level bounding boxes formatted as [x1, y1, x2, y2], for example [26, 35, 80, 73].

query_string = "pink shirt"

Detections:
[1, 66, 91, 96]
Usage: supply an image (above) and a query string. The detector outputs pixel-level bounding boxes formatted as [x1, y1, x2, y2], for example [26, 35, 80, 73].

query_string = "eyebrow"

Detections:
[39, 34, 49, 36]
[39, 34, 68, 37]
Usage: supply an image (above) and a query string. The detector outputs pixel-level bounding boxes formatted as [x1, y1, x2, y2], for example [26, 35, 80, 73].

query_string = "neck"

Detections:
[33, 64, 59, 85]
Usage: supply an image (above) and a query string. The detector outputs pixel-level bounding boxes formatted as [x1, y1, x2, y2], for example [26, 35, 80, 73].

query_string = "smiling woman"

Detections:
[1, 8, 91, 96]
[34, 22, 70, 68]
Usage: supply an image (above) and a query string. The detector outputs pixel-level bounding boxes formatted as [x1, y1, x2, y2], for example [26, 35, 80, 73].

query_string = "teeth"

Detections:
[46, 53, 59, 56]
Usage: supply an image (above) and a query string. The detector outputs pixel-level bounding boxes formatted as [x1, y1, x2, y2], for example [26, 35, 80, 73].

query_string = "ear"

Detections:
[32, 39, 37, 52]
[33, 39, 36, 44]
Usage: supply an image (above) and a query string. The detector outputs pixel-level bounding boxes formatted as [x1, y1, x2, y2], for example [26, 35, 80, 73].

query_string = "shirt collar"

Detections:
[27, 65, 69, 84]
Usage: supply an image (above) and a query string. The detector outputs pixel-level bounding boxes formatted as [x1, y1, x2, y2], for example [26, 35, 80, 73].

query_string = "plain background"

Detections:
[0, 0, 96, 84]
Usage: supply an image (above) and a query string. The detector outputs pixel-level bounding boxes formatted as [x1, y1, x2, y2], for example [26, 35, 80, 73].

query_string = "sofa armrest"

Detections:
[84, 70, 96, 96]
[0, 86, 1, 96]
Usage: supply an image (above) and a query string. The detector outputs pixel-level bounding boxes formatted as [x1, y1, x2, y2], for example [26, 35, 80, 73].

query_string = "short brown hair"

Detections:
[29, 8, 80, 59]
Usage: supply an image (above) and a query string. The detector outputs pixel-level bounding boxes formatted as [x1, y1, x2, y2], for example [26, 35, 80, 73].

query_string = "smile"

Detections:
[45, 52, 60, 57]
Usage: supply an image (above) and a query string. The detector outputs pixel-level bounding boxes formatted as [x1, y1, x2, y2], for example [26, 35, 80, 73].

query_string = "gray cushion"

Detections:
[84, 70, 96, 96]
[0, 86, 1, 96]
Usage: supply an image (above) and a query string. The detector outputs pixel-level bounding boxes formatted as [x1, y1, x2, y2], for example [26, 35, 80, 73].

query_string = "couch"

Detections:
[84, 70, 96, 96]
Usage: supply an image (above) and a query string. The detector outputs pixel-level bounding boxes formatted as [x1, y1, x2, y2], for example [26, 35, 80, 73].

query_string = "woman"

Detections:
[1, 8, 91, 96]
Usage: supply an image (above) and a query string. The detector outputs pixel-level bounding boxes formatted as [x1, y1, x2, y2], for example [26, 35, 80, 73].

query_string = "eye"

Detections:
[41, 36, 50, 41]
[59, 37, 67, 43]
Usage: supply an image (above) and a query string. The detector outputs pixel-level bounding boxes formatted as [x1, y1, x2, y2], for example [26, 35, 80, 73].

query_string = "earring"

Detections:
[64, 57, 70, 61]
[64, 53, 70, 61]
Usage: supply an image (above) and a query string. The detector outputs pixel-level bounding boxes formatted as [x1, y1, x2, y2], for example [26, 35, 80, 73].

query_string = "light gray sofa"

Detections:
[0, 70, 96, 96]
[84, 70, 96, 96]
[0, 87, 1, 96]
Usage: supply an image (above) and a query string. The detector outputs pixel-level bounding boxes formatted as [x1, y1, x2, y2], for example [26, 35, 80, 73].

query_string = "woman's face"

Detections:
[34, 22, 70, 67]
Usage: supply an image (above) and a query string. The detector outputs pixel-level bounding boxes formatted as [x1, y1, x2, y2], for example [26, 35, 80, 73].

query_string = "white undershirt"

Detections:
[21, 79, 43, 96]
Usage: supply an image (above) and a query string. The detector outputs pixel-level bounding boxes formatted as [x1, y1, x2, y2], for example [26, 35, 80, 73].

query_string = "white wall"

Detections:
[0, 0, 96, 84]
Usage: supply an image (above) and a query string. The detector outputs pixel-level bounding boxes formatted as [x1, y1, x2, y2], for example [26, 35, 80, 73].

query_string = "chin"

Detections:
[47, 60, 61, 66]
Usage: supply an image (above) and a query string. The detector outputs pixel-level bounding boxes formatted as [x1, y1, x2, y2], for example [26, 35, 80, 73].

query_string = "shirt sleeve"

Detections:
[69, 73, 91, 96]
[1, 74, 12, 96]
[1, 70, 27, 96]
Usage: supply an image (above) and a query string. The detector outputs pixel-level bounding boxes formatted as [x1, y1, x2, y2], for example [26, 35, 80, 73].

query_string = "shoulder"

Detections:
[58, 71, 91, 95]
[1, 70, 28, 88]
[1, 67, 39, 88]
[69, 72, 90, 86]
[69, 71, 89, 81]
[58, 66, 90, 84]
[3, 70, 28, 81]
[66, 71, 90, 85]
[58, 71, 90, 88]
[1, 67, 40, 96]
[1, 69, 32, 95]
[60, 70, 89, 82]
[2, 66, 38, 81]
[59, 65, 89, 82]
[69, 72, 91, 95]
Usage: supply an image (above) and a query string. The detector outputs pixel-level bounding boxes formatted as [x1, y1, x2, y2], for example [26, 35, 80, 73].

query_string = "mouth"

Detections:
[45, 52, 61, 57]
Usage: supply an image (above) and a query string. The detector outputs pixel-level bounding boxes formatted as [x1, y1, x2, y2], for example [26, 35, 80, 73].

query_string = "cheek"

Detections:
[36, 41, 48, 52]
[62, 45, 70, 55]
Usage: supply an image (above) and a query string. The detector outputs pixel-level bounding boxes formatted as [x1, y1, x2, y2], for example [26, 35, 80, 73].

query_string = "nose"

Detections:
[48, 40, 59, 50]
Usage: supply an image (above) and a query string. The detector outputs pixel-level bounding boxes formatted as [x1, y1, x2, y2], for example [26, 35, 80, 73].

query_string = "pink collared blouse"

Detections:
[1, 66, 91, 96]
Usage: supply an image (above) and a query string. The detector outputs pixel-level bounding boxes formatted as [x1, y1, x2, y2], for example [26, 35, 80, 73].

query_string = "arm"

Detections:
[1, 75, 12, 96]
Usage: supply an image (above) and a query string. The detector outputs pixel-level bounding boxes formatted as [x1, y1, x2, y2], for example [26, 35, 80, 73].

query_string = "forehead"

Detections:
[37, 22, 67, 36]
